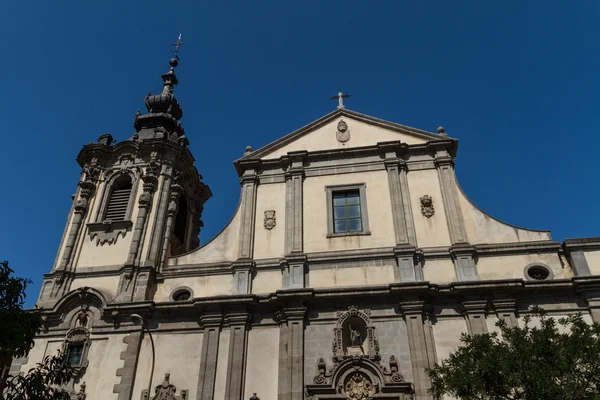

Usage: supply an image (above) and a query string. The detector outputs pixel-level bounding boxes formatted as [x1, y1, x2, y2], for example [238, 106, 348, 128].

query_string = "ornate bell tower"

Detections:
[38, 45, 212, 306]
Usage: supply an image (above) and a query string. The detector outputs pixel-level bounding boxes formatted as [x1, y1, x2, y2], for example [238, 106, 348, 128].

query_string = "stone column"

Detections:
[400, 301, 436, 400]
[276, 307, 306, 400]
[113, 331, 143, 400]
[461, 300, 489, 335]
[237, 164, 259, 260]
[284, 151, 307, 255]
[224, 310, 251, 400]
[58, 174, 97, 271]
[196, 312, 223, 400]
[126, 162, 159, 266]
[159, 180, 183, 269]
[145, 166, 173, 267]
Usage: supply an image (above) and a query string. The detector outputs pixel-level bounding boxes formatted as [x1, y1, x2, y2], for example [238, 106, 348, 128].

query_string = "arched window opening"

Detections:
[171, 196, 188, 256]
[104, 175, 132, 221]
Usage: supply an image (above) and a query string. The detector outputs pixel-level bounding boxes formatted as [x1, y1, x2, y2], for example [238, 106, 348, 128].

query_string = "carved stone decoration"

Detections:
[264, 210, 276, 230]
[388, 355, 404, 383]
[420, 195, 435, 218]
[333, 305, 379, 362]
[306, 356, 413, 399]
[344, 372, 373, 400]
[87, 220, 133, 246]
[336, 120, 351, 143]
[141, 373, 188, 400]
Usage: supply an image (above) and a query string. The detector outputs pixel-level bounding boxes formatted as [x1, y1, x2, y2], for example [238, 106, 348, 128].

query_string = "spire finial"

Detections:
[168, 33, 184, 69]
[330, 92, 351, 109]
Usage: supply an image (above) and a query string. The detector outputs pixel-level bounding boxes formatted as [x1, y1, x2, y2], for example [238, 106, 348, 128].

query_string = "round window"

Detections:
[524, 264, 552, 281]
[173, 289, 192, 301]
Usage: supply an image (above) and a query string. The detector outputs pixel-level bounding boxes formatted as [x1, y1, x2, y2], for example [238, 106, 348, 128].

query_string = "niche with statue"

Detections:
[333, 305, 379, 362]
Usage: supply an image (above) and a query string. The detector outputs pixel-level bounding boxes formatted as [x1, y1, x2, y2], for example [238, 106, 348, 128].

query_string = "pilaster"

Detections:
[450, 244, 478, 282]
[433, 149, 467, 244]
[224, 310, 251, 400]
[393, 246, 424, 282]
[283, 151, 307, 255]
[113, 331, 143, 400]
[237, 162, 260, 260]
[399, 301, 435, 400]
[232, 260, 255, 295]
[196, 312, 223, 400]
[280, 254, 307, 289]
[275, 306, 307, 400]
[461, 300, 489, 335]
[492, 296, 518, 328]
[378, 142, 413, 245]
[575, 281, 600, 323]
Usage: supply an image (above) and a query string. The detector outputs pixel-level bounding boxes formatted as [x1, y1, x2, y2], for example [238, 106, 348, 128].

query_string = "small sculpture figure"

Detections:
[349, 325, 361, 346]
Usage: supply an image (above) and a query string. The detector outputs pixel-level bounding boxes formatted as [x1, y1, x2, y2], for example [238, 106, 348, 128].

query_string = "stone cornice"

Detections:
[235, 139, 457, 179]
[563, 237, 600, 252]
[35, 277, 600, 335]
[475, 241, 562, 257]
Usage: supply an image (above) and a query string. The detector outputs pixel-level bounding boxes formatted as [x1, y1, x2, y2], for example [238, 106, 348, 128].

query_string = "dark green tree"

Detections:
[0, 261, 74, 399]
[427, 308, 600, 400]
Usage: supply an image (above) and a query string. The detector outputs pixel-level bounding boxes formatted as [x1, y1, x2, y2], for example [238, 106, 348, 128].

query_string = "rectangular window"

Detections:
[333, 191, 362, 233]
[67, 343, 84, 367]
[326, 184, 370, 237]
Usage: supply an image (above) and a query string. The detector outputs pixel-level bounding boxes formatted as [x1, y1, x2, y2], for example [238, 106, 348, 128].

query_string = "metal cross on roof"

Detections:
[330, 92, 351, 109]
[171, 33, 184, 59]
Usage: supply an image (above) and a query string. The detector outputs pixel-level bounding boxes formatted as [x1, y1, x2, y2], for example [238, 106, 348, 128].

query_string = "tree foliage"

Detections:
[2, 354, 74, 400]
[0, 261, 41, 363]
[427, 308, 600, 400]
[0, 261, 74, 399]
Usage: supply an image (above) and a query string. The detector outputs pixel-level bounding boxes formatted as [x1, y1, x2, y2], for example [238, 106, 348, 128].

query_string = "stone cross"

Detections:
[330, 92, 351, 109]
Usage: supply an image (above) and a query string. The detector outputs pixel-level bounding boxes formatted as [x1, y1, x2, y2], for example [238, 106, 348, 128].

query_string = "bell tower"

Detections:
[38, 45, 212, 306]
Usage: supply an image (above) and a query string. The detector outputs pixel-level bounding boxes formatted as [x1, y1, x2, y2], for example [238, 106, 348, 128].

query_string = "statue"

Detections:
[349, 325, 362, 347]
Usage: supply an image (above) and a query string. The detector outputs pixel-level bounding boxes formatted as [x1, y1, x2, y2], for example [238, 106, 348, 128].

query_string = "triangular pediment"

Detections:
[241, 108, 449, 161]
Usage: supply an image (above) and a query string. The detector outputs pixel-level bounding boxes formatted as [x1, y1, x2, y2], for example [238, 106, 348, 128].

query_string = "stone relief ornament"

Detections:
[336, 120, 351, 143]
[264, 210, 276, 230]
[420, 195, 435, 218]
[141, 373, 188, 400]
[344, 372, 373, 400]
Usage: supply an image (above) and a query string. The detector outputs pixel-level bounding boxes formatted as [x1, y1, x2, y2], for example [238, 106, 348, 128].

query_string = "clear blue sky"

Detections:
[1, 1, 598, 307]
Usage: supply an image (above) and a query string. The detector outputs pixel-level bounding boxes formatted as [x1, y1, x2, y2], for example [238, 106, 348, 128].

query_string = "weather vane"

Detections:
[171, 33, 184, 59]
[330, 92, 351, 109]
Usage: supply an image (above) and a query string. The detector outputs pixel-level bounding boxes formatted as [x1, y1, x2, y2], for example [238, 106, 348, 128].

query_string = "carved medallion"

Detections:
[420, 195, 435, 218]
[264, 210, 276, 230]
[344, 372, 373, 400]
[336, 120, 351, 143]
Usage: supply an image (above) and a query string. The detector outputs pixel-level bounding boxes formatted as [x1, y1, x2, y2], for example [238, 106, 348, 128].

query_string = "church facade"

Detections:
[13, 53, 600, 400]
